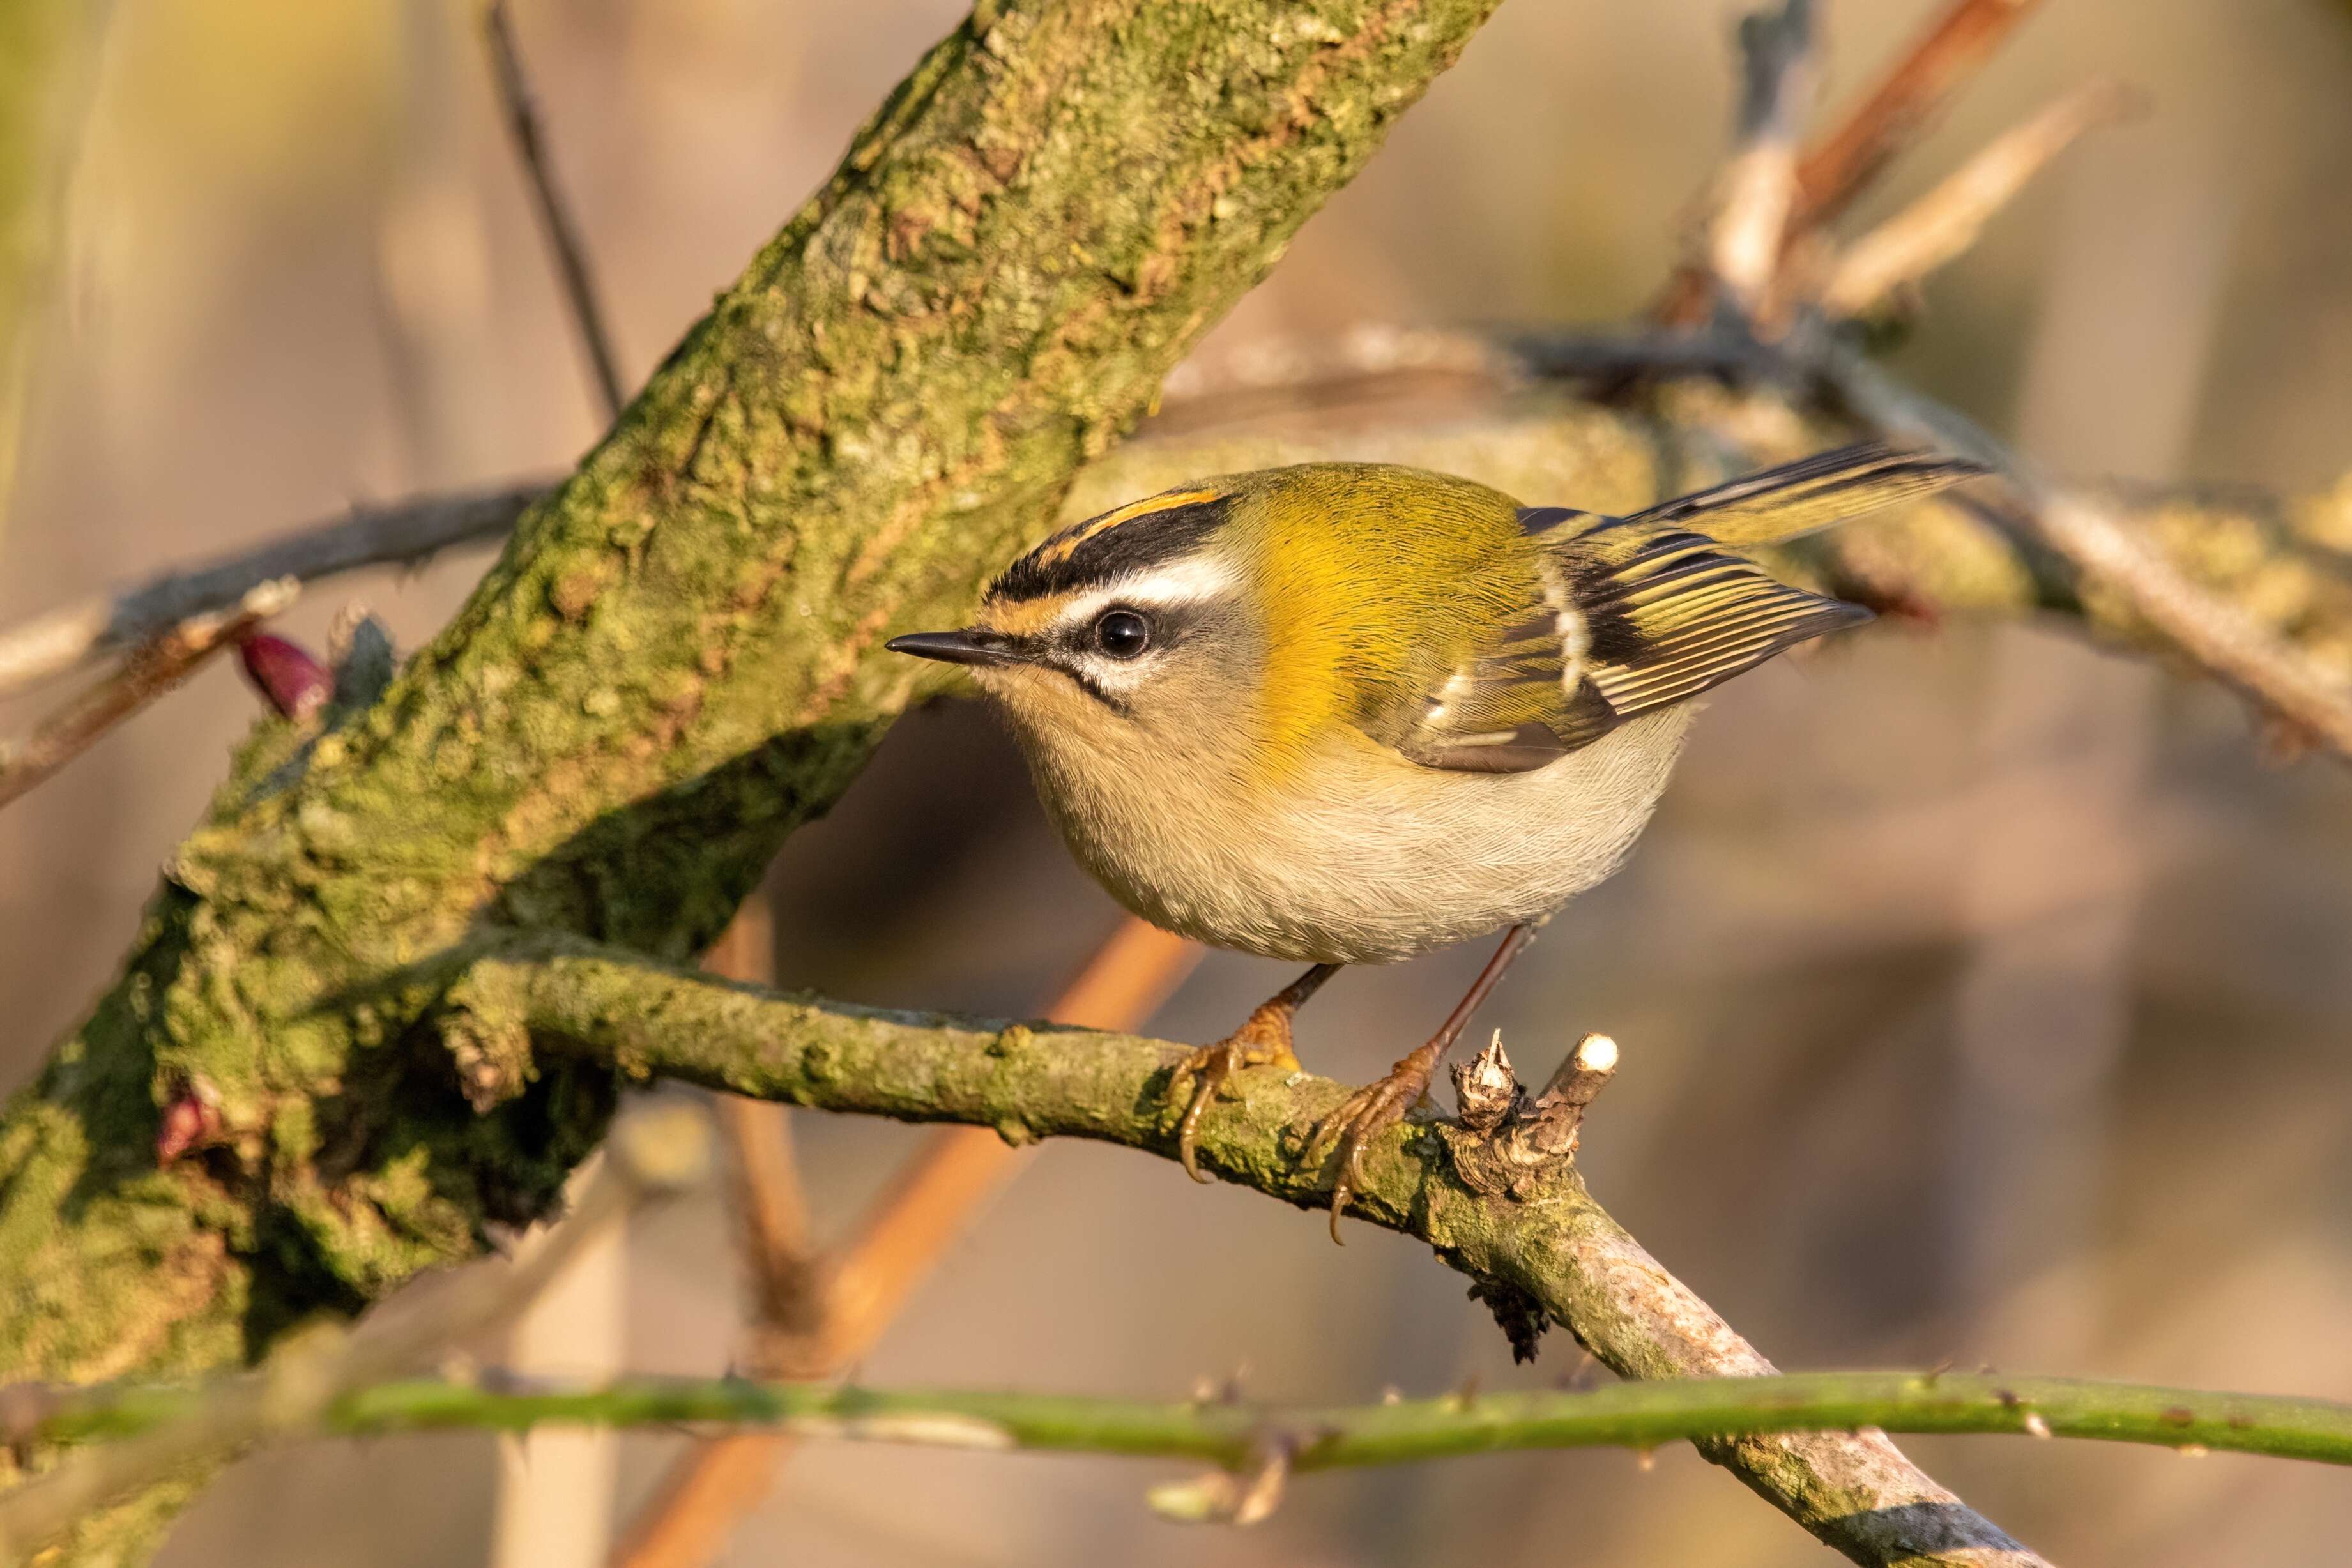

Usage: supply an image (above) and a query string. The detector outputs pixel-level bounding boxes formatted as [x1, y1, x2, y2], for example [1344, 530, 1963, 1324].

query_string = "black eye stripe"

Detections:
[988, 498, 1232, 603]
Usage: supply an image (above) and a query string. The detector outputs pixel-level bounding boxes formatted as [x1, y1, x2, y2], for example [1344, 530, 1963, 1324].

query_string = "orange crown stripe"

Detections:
[1037, 489, 1223, 566]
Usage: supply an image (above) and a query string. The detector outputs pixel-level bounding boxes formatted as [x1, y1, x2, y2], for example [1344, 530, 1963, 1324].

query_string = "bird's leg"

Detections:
[1311, 924, 1536, 1242]
[1170, 963, 1340, 1182]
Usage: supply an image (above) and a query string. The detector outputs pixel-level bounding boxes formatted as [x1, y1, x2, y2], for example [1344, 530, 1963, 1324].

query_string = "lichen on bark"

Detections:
[0, 0, 1504, 1554]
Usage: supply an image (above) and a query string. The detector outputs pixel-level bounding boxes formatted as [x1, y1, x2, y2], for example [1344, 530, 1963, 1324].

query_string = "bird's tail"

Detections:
[1626, 441, 1988, 548]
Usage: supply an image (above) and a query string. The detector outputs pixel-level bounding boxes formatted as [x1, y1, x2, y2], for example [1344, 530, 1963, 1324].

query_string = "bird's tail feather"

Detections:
[1628, 442, 1988, 548]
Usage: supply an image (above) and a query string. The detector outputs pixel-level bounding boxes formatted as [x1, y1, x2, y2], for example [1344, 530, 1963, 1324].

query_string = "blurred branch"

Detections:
[1657, 0, 2047, 323]
[1702, 0, 1815, 315]
[480, 0, 625, 418]
[0, 0, 115, 537]
[1821, 78, 2141, 319]
[701, 901, 828, 1356]
[1812, 336, 2352, 759]
[0, 478, 545, 697]
[0, 578, 294, 809]
[614, 915, 1199, 1568]
[470, 936, 2043, 1568]
[0, 1104, 711, 1564]
[1788, 0, 2047, 235]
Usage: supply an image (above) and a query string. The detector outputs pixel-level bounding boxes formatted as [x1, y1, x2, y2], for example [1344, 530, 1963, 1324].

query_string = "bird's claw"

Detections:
[1170, 1042, 1240, 1183]
[1308, 1040, 1443, 1244]
[1168, 1017, 1301, 1183]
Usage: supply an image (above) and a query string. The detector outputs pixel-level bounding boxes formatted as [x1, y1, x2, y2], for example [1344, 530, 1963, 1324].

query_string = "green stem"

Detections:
[30, 1371, 2351, 1472]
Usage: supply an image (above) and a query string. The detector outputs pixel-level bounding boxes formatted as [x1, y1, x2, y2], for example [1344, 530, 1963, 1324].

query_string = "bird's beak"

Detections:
[885, 629, 1024, 669]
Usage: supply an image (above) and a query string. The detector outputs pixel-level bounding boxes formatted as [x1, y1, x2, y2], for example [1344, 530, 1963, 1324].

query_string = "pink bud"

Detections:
[238, 632, 332, 721]
[155, 1093, 223, 1164]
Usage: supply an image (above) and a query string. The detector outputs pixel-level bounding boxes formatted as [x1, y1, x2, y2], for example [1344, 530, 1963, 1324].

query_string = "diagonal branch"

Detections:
[1811, 337, 2352, 758]
[1820, 77, 2141, 319]
[0, 8, 1528, 1563]
[457, 936, 2049, 1568]
[1704, 0, 1815, 314]
[1787, 0, 2047, 237]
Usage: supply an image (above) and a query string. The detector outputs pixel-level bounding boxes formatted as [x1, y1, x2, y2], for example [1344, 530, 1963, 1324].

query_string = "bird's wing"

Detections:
[1371, 445, 1981, 774]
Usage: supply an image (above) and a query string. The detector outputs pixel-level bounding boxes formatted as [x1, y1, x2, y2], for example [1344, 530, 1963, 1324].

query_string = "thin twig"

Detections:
[480, 0, 626, 419]
[1702, 0, 1816, 316]
[0, 479, 546, 697]
[0, 1104, 712, 1562]
[20, 1371, 2344, 1475]
[1822, 77, 2141, 319]
[479, 937, 2046, 1568]
[0, 579, 296, 809]
[1658, 0, 2047, 323]
[610, 916, 1200, 1568]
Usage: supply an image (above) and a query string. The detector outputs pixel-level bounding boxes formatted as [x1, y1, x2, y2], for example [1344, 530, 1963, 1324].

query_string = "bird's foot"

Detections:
[1168, 1003, 1302, 1183]
[1309, 1037, 1447, 1244]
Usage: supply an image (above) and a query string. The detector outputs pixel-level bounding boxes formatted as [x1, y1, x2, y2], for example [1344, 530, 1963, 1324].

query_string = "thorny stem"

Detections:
[15, 1371, 2344, 1475]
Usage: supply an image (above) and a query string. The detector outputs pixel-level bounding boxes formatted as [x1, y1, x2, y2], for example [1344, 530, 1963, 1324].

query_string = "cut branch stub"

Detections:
[1442, 1030, 1619, 1201]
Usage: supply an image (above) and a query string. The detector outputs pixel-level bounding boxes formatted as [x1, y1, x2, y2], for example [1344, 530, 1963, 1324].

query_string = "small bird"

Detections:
[888, 444, 1983, 1238]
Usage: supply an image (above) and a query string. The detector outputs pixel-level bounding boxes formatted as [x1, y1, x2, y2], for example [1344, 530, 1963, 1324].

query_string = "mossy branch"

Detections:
[450, 936, 2043, 1567]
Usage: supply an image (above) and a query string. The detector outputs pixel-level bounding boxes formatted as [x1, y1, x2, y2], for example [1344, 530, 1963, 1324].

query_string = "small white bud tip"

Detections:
[1575, 1033, 1619, 1073]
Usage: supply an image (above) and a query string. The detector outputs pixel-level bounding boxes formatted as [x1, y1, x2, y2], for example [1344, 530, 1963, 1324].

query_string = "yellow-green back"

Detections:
[1214, 464, 1537, 779]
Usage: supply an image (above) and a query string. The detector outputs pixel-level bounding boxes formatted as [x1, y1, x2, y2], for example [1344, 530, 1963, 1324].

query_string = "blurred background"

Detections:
[4, 1, 2352, 1563]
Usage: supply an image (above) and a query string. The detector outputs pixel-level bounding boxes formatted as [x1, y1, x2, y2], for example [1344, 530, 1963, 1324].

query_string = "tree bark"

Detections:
[0, 0, 1503, 1555]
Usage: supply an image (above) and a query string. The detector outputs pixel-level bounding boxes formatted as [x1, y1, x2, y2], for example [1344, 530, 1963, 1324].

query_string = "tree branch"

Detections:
[6, 337, 2346, 713]
[1654, 0, 2047, 324]
[0, 579, 296, 808]
[0, 479, 544, 696]
[1704, 0, 1814, 314]
[457, 936, 2047, 1568]
[1810, 335, 2352, 758]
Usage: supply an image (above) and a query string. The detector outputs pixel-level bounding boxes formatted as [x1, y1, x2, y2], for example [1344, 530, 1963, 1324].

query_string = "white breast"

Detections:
[1021, 708, 1693, 965]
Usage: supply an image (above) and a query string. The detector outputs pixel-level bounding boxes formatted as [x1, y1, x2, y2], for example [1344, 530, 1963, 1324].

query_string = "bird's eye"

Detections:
[1092, 609, 1151, 659]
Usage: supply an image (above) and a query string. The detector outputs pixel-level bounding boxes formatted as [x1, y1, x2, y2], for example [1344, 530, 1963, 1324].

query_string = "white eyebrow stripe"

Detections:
[1045, 556, 1241, 632]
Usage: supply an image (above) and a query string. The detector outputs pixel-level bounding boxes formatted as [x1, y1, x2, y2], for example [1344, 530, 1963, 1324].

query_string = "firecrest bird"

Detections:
[888, 444, 1983, 1238]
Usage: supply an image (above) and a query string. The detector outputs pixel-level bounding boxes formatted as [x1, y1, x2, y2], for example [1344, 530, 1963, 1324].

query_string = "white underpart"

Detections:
[1019, 701, 1696, 966]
